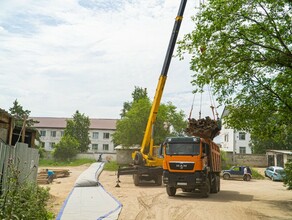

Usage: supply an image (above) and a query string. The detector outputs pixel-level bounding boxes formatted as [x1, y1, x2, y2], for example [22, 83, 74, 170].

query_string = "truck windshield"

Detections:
[165, 143, 200, 155]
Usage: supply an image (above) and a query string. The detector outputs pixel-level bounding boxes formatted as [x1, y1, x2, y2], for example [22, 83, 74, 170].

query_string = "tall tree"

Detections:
[113, 90, 187, 147]
[64, 111, 91, 152]
[120, 86, 148, 118]
[9, 99, 38, 127]
[177, 0, 292, 148]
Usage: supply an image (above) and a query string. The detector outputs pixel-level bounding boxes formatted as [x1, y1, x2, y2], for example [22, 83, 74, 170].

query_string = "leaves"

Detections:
[177, 0, 292, 147]
[112, 89, 187, 147]
[64, 110, 91, 152]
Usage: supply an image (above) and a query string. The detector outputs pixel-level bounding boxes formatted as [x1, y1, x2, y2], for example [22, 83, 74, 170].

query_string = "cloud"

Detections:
[0, 0, 222, 119]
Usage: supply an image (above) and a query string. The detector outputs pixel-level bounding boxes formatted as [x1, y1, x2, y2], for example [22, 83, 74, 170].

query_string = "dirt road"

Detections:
[100, 171, 292, 220]
[43, 166, 292, 220]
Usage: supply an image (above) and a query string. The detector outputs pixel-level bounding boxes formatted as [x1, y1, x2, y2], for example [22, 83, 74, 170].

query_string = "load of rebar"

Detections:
[185, 116, 221, 140]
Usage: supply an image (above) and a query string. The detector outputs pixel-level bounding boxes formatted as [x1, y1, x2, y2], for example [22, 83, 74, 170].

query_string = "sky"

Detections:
[0, 0, 223, 120]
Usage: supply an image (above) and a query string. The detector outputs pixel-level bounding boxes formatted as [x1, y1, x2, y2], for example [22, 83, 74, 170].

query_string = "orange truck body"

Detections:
[162, 136, 221, 197]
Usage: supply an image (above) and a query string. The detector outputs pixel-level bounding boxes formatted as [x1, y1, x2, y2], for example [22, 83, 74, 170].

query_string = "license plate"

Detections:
[177, 182, 187, 186]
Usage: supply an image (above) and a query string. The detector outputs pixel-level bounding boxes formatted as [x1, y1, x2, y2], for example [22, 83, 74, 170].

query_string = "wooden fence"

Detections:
[0, 142, 39, 192]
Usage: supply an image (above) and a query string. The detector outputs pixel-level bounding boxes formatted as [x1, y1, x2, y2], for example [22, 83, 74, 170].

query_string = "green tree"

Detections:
[64, 111, 91, 152]
[53, 135, 79, 160]
[120, 86, 148, 118]
[9, 99, 38, 127]
[113, 91, 187, 147]
[284, 160, 292, 189]
[177, 0, 292, 146]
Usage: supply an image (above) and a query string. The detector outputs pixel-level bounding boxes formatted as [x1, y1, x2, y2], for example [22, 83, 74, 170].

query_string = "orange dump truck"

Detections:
[162, 136, 221, 197]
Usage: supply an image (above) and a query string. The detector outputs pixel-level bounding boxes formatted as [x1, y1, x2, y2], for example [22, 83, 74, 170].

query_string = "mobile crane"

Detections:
[116, 0, 188, 186]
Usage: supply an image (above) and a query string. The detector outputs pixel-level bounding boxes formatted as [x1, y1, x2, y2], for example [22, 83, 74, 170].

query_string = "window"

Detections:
[51, 131, 56, 137]
[49, 142, 55, 149]
[92, 132, 99, 139]
[60, 131, 64, 137]
[40, 130, 46, 137]
[103, 144, 109, 151]
[239, 147, 246, 154]
[224, 134, 229, 142]
[103, 133, 110, 139]
[239, 132, 246, 140]
[92, 144, 98, 151]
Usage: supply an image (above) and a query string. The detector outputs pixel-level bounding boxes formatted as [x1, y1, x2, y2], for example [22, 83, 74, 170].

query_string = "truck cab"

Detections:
[162, 136, 221, 197]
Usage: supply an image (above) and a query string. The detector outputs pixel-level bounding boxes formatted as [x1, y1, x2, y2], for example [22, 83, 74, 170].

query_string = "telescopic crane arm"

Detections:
[140, 0, 187, 158]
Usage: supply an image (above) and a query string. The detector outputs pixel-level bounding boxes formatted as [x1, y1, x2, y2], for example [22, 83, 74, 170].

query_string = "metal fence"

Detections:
[0, 142, 39, 192]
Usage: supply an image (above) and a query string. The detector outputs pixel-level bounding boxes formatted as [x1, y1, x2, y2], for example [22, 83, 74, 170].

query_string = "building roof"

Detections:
[31, 117, 118, 130]
[267, 150, 292, 155]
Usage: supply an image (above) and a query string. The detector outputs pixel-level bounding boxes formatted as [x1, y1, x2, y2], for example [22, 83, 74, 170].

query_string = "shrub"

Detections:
[284, 159, 292, 190]
[53, 135, 79, 161]
[0, 159, 53, 219]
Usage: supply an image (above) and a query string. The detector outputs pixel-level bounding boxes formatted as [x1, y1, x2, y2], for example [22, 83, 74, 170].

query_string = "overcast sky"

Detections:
[0, 0, 223, 120]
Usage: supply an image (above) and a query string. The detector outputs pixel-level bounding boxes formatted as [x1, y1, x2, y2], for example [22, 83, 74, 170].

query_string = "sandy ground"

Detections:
[40, 165, 292, 220]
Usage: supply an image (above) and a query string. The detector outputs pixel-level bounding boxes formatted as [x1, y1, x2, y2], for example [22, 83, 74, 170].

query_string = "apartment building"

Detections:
[32, 117, 118, 153]
[219, 108, 252, 154]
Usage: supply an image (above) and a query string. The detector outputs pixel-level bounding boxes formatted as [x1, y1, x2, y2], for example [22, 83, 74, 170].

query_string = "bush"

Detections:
[0, 159, 53, 219]
[53, 135, 79, 160]
[284, 159, 292, 190]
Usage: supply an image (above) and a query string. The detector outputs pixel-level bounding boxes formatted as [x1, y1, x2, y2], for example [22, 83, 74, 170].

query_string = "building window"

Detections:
[239, 132, 246, 140]
[40, 130, 46, 137]
[239, 147, 246, 154]
[103, 133, 110, 139]
[224, 134, 229, 142]
[60, 131, 64, 137]
[92, 132, 99, 139]
[51, 131, 56, 137]
[49, 142, 55, 149]
[92, 144, 98, 151]
[103, 144, 109, 151]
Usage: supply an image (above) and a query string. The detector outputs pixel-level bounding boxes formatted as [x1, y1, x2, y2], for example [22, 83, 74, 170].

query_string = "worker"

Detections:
[46, 169, 55, 184]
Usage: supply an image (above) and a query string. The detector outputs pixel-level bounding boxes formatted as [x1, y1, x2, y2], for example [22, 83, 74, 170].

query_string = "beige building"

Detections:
[32, 117, 118, 153]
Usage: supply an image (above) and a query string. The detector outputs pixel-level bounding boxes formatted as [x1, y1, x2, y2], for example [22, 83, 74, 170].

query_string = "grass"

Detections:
[39, 158, 119, 171]
[39, 158, 96, 167]
[251, 168, 265, 180]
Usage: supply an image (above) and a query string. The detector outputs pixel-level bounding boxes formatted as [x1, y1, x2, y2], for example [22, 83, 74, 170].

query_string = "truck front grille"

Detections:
[169, 162, 194, 170]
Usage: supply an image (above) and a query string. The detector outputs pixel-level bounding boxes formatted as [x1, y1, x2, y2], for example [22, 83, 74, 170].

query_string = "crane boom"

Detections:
[140, 0, 187, 157]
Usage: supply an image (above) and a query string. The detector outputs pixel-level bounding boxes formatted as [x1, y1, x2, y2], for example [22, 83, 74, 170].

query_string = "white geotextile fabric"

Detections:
[56, 162, 122, 220]
[74, 162, 104, 187]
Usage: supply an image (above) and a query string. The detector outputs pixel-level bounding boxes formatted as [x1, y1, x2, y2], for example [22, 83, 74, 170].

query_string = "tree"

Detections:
[64, 111, 91, 152]
[112, 89, 187, 147]
[53, 135, 79, 160]
[9, 99, 38, 127]
[120, 86, 148, 118]
[177, 0, 292, 146]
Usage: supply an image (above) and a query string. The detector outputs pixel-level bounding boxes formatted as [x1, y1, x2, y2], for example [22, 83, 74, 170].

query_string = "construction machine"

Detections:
[116, 0, 188, 186]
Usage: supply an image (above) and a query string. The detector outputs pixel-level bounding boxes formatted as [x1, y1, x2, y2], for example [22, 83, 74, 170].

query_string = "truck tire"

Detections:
[223, 173, 230, 180]
[211, 175, 219, 193]
[134, 152, 143, 165]
[166, 186, 176, 196]
[201, 181, 210, 198]
[155, 175, 162, 186]
[133, 174, 140, 186]
[246, 175, 251, 181]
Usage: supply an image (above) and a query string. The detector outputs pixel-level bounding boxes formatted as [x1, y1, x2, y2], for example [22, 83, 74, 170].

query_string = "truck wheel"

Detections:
[134, 152, 143, 165]
[155, 175, 162, 186]
[211, 176, 220, 193]
[201, 181, 210, 198]
[223, 173, 230, 180]
[245, 175, 251, 181]
[166, 186, 176, 196]
[133, 174, 140, 186]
